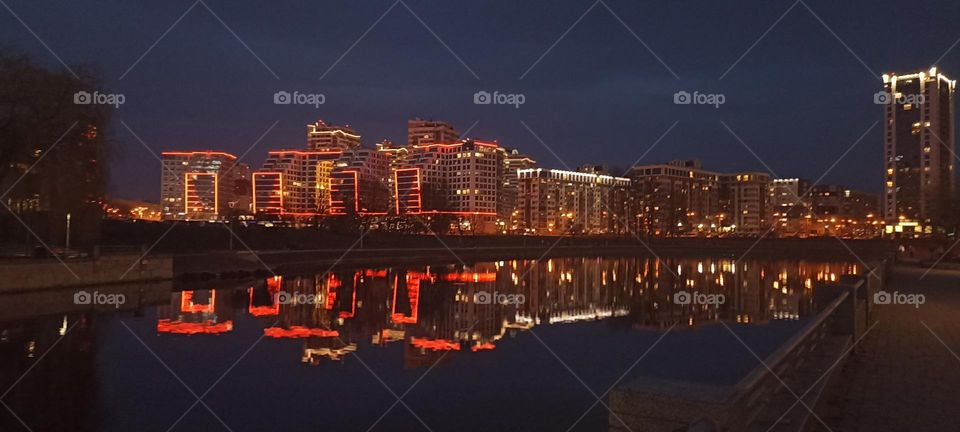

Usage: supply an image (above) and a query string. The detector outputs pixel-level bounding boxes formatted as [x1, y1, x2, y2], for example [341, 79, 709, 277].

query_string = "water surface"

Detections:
[0, 256, 859, 432]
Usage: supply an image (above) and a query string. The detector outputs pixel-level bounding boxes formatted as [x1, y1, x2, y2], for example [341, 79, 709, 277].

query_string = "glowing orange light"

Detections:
[443, 272, 496, 282]
[410, 337, 460, 351]
[263, 326, 340, 338]
[471, 342, 496, 352]
[157, 320, 233, 334]
[180, 290, 216, 314]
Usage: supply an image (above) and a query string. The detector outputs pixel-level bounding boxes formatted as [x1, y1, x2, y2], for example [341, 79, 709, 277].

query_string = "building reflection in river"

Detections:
[191, 257, 860, 367]
[0, 257, 859, 431]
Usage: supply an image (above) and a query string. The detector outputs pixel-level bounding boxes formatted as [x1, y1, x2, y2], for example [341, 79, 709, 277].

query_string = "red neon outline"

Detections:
[267, 150, 342, 156]
[252, 172, 283, 213]
[184, 172, 218, 218]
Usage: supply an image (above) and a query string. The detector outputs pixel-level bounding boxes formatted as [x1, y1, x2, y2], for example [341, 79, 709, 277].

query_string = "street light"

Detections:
[65, 213, 71, 251]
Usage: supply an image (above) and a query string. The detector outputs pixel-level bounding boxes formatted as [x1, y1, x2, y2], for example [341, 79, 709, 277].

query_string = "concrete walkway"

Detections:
[822, 266, 960, 431]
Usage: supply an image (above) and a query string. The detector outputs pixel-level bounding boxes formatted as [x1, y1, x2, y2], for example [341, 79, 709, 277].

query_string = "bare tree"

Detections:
[0, 51, 112, 244]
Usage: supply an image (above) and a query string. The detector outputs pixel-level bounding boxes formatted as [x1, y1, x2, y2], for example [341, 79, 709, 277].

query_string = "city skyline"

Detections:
[5, 3, 960, 432]
[153, 116, 890, 237]
[3, 0, 959, 201]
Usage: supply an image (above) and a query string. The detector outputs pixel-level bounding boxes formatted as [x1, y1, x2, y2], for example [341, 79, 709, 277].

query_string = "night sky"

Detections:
[2, 0, 959, 201]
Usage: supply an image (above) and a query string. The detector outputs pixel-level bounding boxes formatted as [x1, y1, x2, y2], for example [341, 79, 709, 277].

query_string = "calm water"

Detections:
[0, 256, 858, 432]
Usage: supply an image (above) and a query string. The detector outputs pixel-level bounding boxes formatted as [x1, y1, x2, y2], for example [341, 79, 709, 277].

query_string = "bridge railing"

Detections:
[609, 258, 890, 432]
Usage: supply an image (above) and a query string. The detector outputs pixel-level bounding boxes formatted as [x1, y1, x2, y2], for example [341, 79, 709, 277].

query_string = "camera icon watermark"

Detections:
[873, 290, 924, 308]
[672, 290, 725, 306]
[673, 91, 725, 108]
[473, 90, 525, 108]
[275, 290, 322, 305]
[74, 90, 125, 108]
[873, 91, 925, 105]
[474, 290, 525, 305]
[74, 290, 126, 308]
[273, 90, 326, 108]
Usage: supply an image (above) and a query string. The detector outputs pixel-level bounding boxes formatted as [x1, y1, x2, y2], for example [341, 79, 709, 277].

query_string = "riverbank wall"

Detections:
[0, 254, 172, 293]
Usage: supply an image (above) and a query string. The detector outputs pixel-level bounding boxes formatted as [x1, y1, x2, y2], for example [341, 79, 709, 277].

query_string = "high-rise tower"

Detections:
[881, 68, 956, 234]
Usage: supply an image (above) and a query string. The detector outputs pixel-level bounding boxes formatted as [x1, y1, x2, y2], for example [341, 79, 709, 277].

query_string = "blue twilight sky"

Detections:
[2, 0, 959, 201]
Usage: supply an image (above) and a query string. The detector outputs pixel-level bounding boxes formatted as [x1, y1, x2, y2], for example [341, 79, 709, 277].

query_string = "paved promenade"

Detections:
[823, 266, 960, 431]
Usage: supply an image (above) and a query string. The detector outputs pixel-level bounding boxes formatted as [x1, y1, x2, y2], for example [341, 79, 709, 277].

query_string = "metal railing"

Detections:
[609, 258, 889, 432]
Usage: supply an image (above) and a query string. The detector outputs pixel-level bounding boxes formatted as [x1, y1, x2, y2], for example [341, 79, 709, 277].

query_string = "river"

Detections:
[0, 256, 859, 431]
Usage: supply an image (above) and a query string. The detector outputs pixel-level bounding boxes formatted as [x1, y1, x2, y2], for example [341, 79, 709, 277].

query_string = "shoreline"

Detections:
[175, 236, 892, 281]
[0, 237, 894, 292]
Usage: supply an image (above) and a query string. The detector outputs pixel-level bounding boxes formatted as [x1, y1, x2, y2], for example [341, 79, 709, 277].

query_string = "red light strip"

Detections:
[263, 326, 340, 338]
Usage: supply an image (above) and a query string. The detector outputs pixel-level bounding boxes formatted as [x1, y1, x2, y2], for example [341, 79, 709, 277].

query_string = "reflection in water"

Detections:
[0, 256, 858, 431]
[149, 257, 858, 366]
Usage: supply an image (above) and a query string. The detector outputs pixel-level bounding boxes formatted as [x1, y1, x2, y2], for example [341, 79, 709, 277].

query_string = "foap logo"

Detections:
[673, 90, 725, 108]
[275, 290, 322, 305]
[873, 290, 925, 308]
[273, 90, 326, 108]
[873, 91, 925, 105]
[74, 90, 125, 108]
[474, 290, 525, 305]
[673, 290, 725, 306]
[473, 90, 525, 108]
[74, 290, 126, 308]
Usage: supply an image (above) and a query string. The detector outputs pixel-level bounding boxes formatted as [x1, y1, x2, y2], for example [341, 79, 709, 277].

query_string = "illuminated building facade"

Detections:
[393, 139, 507, 232]
[516, 167, 630, 234]
[255, 150, 341, 216]
[769, 178, 811, 217]
[809, 185, 881, 237]
[719, 172, 770, 234]
[627, 160, 772, 235]
[160, 151, 240, 220]
[882, 68, 956, 235]
[628, 160, 721, 236]
[407, 118, 459, 146]
[504, 149, 537, 231]
[307, 120, 360, 151]
[252, 171, 283, 214]
[768, 178, 812, 236]
[330, 148, 393, 214]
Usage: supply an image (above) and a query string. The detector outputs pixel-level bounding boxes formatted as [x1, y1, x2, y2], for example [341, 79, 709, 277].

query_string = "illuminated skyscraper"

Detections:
[881, 68, 956, 234]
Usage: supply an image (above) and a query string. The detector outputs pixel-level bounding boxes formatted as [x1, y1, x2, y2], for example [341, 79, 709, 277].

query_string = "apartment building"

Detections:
[160, 151, 243, 220]
[809, 185, 881, 237]
[503, 149, 537, 230]
[627, 160, 772, 235]
[719, 172, 770, 234]
[881, 68, 956, 235]
[628, 160, 720, 236]
[407, 118, 459, 146]
[516, 167, 629, 235]
[307, 120, 361, 151]
[330, 148, 393, 214]
[253, 150, 342, 215]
